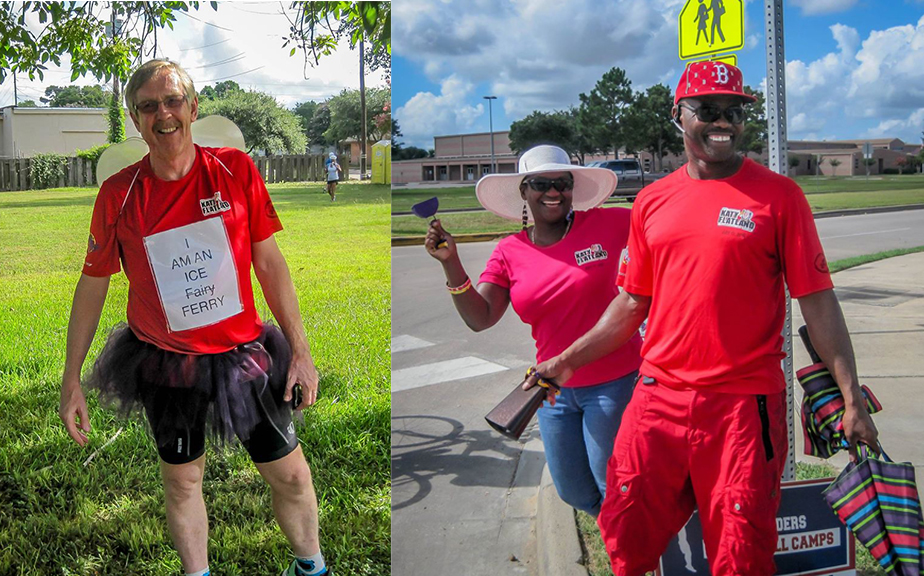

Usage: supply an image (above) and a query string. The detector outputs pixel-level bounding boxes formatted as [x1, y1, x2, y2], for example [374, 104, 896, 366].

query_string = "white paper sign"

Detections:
[143, 217, 243, 332]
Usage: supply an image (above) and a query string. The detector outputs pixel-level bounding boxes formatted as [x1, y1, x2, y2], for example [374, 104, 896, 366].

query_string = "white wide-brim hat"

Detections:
[475, 145, 618, 222]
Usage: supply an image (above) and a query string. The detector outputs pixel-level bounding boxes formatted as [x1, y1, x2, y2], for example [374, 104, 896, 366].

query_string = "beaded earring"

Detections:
[521, 202, 529, 230]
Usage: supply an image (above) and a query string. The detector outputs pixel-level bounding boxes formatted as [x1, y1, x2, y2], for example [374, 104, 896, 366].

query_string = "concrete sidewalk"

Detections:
[391, 251, 924, 576]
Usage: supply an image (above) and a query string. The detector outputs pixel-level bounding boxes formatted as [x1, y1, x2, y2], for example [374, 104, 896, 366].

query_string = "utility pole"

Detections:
[483, 96, 497, 173]
[13, 72, 17, 106]
[111, 11, 122, 105]
[359, 36, 367, 180]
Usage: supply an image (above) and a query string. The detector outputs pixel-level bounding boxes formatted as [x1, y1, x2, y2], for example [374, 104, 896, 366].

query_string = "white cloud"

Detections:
[783, 16, 924, 143]
[394, 0, 684, 121]
[864, 108, 924, 138]
[791, 0, 859, 16]
[0, 4, 384, 109]
[395, 75, 485, 148]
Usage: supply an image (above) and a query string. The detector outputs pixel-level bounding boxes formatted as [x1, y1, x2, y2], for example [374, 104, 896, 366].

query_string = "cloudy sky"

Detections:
[0, 2, 387, 110]
[393, 0, 924, 149]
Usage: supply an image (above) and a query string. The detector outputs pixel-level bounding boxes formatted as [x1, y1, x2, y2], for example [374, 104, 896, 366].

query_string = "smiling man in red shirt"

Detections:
[59, 60, 329, 576]
[534, 61, 878, 575]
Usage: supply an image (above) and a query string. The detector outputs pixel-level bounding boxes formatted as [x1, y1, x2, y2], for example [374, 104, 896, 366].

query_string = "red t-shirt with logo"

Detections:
[624, 158, 833, 394]
[83, 146, 282, 354]
[480, 208, 643, 388]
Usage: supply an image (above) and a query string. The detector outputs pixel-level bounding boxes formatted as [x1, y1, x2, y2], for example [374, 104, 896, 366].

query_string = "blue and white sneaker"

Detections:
[280, 559, 330, 576]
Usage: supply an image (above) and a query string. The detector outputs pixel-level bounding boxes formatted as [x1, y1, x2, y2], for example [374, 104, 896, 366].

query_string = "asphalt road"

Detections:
[390, 207, 924, 575]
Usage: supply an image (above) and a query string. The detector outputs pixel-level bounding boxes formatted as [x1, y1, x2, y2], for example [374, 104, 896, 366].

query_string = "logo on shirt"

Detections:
[265, 200, 277, 219]
[87, 233, 98, 254]
[574, 244, 608, 266]
[815, 253, 829, 273]
[717, 207, 756, 233]
[200, 191, 231, 216]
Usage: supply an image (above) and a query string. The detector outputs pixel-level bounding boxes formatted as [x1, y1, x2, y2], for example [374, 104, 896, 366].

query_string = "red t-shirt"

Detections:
[624, 158, 833, 394]
[83, 146, 283, 354]
[480, 208, 643, 388]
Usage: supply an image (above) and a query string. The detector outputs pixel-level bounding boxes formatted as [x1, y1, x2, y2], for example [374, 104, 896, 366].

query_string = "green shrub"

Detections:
[76, 143, 111, 169]
[29, 152, 68, 189]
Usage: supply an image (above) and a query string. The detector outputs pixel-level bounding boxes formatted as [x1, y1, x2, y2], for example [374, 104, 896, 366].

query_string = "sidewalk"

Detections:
[537, 251, 924, 575]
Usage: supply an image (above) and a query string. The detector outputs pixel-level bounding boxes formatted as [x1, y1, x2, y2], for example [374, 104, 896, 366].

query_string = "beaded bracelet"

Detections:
[447, 277, 472, 295]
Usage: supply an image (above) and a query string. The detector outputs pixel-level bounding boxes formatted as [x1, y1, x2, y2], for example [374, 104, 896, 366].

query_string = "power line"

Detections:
[197, 66, 266, 83]
[177, 10, 235, 32]
[184, 52, 247, 70]
[178, 38, 232, 52]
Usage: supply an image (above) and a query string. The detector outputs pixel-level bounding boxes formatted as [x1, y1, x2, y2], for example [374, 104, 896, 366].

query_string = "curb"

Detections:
[391, 231, 514, 247]
[537, 464, 589, 576]
[391, 204, 924, 246]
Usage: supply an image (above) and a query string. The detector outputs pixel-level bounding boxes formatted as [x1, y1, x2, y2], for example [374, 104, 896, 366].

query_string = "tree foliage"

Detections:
[740, 85, 768, 158]
[577, 67, 634, 157]
[622, 83, 682, 171]
[29, 152, 68, 188]
[508, 110, 578, 159]
[40, 84, 110, 107]
[0, 2, 216, 84]
[392, 146, 431, 161]
[199, 80, 243, 101]
[199, 90, 307, 155]
[323, 86, 390, 145]
[292, 100, 332, 148]
[107, 92, 125, 143]
[284, 1, 390, 76]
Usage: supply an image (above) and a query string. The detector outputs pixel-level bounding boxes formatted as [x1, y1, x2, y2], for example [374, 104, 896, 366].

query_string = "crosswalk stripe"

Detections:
[392, 356, 509, 393]
[391, 334, 436, 353]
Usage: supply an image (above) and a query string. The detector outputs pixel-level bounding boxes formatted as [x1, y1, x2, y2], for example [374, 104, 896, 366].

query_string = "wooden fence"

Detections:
[0, 153, 339, 192]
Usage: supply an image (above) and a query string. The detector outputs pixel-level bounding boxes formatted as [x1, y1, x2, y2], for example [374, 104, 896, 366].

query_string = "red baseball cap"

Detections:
[674, 61, 757, 105]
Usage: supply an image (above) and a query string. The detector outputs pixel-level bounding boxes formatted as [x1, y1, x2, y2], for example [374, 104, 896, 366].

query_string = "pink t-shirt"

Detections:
[480, 208, 643, 388]
[624, 158, 833, 394]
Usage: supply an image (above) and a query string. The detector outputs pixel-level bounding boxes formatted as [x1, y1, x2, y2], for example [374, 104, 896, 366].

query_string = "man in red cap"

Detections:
[532, 61, 878, 575]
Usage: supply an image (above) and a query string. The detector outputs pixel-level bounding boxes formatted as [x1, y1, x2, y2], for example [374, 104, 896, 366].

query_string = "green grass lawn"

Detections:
[393, 174, 924, 237]
[0, 181, 391, 575]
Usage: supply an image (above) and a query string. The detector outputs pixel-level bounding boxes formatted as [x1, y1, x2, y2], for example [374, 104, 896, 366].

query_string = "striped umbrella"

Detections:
[822, 445, 923, 575]
[797, 326, 882, 459]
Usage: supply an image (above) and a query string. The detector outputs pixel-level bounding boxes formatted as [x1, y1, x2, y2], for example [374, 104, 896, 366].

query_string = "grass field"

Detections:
[0, 181, 391, 575]
[392, 174, 924, 237]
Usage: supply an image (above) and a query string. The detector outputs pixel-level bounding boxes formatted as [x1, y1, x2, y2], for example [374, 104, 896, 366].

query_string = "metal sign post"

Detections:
[765, 0, 795, 483]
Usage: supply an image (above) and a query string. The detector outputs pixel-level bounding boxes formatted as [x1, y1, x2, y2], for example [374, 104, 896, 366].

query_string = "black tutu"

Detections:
[85, 324, 291, 448]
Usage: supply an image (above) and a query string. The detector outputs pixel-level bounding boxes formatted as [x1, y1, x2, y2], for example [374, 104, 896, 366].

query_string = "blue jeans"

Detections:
[537, 371, 638, 516]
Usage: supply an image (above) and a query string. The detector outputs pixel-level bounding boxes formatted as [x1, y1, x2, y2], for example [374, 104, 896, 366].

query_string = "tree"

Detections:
[392, 146, 430, 161]
[828, 158, 842, 175]
[788, 156, 801, 171]
[305, 103, 332, 147]
[284, 2, 391, 71]
[0, 2, 217, 84]
[577, 67, 634, 157]
[16, 100, 37, 107]
[323, 86, 390, 146]
[199, 90, 307, 155]
[622, 84, 683, 172]
[40, 85, 110, 108]
[508, 110, 578, 159]
[740, 85, 768, 158]
[199, 81, 243, 101]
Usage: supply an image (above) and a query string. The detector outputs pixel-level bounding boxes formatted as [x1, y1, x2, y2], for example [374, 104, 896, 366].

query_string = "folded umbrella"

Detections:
[797, 326, 882, 459]
[823, 444, 923, 576]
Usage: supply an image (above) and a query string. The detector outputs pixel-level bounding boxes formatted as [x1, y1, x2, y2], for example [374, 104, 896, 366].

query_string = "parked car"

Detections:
[586, 159, 668, 201]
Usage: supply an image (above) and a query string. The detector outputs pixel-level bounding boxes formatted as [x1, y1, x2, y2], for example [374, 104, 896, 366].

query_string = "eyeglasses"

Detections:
[679, 103, 746, 124]
[521, 176, 574, 193]
[135, 95, 187, 115]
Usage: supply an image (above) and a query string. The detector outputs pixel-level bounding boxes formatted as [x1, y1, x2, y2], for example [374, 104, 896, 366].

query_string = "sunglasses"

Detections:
[135, 95, 187, 115]
[522, 176, 574, 193]
[679, 103, 746, 124]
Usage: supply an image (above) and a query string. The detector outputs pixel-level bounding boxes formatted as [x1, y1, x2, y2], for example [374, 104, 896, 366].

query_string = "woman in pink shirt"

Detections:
[424, 145, 643, 516]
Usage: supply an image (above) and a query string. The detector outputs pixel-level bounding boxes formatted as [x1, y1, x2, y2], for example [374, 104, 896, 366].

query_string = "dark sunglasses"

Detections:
[679, 103, 746, 124]
[521, 176, 574, 193]
[135, 95, 187, 115]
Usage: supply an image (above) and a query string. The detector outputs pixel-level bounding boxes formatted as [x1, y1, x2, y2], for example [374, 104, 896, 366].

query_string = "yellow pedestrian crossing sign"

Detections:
[678, 0, 744, 60]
